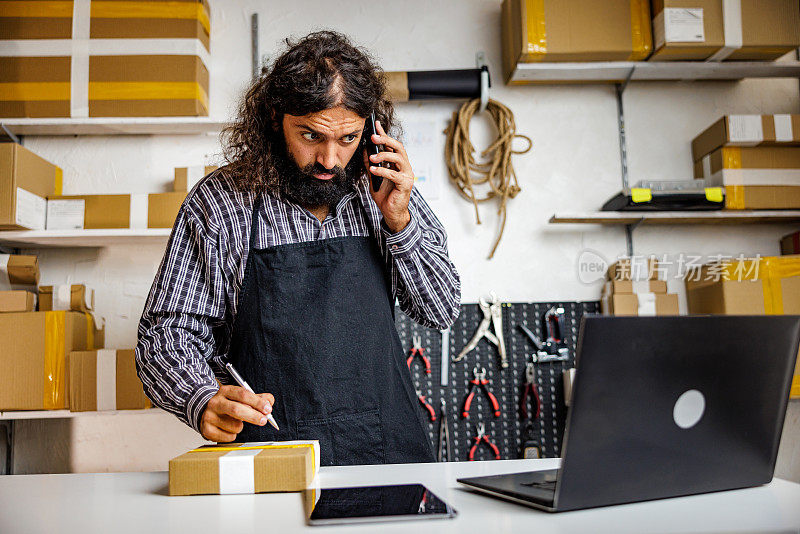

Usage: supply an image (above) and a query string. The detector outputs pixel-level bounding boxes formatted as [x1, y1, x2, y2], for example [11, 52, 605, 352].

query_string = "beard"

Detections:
[273, 140, 362, 209]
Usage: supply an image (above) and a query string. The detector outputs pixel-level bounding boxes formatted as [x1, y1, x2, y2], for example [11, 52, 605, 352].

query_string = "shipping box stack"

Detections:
[501, 0, 653, 83]
[38, 284, 105, 348]
[650, 0, 800, 61]
[69, 350, 151, 412]
[169, 441, 321, 496]
[1, 143, 62, 230]
[0, 0, 211, 118]
[0, 253, 39, 312]
[782, 231, 800, 255]
[685, 255, 800, 397]
[601, 257, 680, 316]
[692, 115, 800, 209]
[46, 192, 187, 230]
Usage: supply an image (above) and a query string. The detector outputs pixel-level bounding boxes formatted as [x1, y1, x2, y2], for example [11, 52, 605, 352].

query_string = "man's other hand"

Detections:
[200, 385, 275, 442]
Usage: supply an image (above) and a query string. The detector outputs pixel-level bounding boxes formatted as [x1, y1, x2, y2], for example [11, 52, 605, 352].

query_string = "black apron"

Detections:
[227, 193, 434, 466]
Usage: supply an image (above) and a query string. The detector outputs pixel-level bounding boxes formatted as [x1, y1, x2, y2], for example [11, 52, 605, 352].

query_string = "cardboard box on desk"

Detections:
[46, 192, 187, 229]
[0, 290, 36, 312]
[692, 115, 800, 162]
[0, 311, 92, 410]
[501, 0, 652, 83]
[69, 350, 150, 412]
[0, 0, 211, 118]
[685, 255, 800, 397]
[169, 441, 321, 496]
[0, 143, 62, 230]
[692, 146, 800, 209]
[650, 0, 800, 61]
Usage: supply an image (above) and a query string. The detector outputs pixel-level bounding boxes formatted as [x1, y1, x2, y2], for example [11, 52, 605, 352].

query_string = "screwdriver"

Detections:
[225, 362, 279, 430]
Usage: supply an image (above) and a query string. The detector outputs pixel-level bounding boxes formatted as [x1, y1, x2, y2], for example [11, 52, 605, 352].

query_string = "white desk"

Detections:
[1, 459, 799, 533]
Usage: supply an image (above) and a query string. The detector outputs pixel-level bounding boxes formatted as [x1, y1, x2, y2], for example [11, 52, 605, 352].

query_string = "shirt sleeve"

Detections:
[135, 185, 226, 434]
[380, 188, 461, 329]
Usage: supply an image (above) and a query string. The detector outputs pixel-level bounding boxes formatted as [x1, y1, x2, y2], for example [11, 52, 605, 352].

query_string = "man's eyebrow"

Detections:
[297, 124, 362, 138]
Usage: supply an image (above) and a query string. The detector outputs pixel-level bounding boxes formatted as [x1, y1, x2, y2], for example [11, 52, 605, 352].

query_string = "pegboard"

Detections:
[395, 301, 600, 462]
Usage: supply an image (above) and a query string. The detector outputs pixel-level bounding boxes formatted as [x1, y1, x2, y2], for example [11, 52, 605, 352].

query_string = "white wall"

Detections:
[13, 0, 800, 478]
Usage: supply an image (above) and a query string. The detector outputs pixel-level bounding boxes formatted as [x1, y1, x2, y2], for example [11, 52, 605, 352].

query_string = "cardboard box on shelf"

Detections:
[685, 255, 800, 397]
[39, 284, 94, 313]
[69, 349, 151, 412]
[607, 257, 661, 281]
[692, 115, 800, 162]
[46, 192, 186, 229]
[169, 441, 320, 496]
[0, 290, 36, 313]
[650, 0, 800, 61]
[1, 143, 62, 230]
[692, 146, 800, 209]
[501, 0, 652, 83]
[0, 254, 39, 288]
[781, 231, 800, 255]
[601, 290, 679, 315]
[604, 279, 668, 294]
[0, 0, 211, 118]
[174, 165, 218, 192]
[0, 311, 92, 410]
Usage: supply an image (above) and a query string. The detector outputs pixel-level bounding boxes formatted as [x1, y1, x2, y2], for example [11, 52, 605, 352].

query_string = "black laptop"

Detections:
[458, 315, 800, 512]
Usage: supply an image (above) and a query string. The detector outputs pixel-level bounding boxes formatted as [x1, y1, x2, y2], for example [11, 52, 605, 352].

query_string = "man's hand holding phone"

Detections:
[200, 385, 275, 442]
[364, 120, 415, 234]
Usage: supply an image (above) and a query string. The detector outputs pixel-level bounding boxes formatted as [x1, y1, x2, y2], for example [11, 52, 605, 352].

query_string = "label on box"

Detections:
[774, 114, 793, 142]
[15, 188, 47, 230]
[663, 8, 705, 43]
[46, 199, 85, 230]
[130, 193, 148, 229]
[728, 115, 763, 145]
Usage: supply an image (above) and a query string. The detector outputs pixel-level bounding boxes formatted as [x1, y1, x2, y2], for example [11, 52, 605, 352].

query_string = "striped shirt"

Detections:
[135, 169, 461, 433]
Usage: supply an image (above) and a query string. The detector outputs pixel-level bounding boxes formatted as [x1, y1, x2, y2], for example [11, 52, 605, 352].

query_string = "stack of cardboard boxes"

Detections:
[0, 255, 149, 412]
[692, 115, 800, 209]
[601, 257, 680, 316]
[685, 255, 800, 396]
[501, 0, 800, 83]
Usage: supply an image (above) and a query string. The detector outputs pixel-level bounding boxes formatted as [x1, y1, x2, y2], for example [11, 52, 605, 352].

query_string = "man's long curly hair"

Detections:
[220, 30, 397, 192]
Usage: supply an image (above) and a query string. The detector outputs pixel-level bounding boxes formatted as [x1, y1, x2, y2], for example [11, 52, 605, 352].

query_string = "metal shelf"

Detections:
[549, 211, 800, 225]
[0, 228, 171, 248]
[0, 117, 228, 136]
[509, 60, 800, 84]
[0, 408, 156, 420]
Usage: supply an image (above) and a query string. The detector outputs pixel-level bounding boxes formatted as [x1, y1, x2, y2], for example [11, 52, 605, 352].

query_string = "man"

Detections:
[135, 31, 461, 466]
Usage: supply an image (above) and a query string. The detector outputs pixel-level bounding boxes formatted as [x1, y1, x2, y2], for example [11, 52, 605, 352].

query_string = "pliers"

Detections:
[462, 366, 500, 418]
[407, 334, 431, 375]
[454, 292, 508, 368]
[468, 422, 500, 461]
[520, 361, 541, 420]
[416, 390, 436, 421]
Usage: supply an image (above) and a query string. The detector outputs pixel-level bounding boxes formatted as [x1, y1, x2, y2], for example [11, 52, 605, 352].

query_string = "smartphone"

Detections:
[362, 111, 385, 192]
[305, 484, 457, 526]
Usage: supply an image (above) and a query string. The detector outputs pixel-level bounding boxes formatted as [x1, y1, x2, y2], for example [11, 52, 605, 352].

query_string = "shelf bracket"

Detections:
[251, 13, 260, 80]
[624, 217, 644, 256]
[615, 66, 635, 192]
[0, 123, 21, 145]
[0, 420, 13, 475]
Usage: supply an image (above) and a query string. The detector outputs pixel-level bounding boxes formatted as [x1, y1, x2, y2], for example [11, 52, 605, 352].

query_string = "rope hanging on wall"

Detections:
[444, 98, 532, 259]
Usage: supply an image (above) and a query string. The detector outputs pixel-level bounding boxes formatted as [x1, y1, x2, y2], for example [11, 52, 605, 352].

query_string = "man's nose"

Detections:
[316, 143, 338, 170]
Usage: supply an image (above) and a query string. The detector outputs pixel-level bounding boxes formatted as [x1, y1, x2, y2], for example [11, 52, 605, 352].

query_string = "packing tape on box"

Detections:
[43, 311, 67, 410]
[130, 194, 149, 230]
[636, 292, 657, 316]
[628, 0, 652, 61]
[525, 0, 547, 60]
[54, 284, 72, 311]
[96, 349, 117, 411]
[707, 0, 743, 62]
[188, 441, 321, 495]
[711, 169, 800, 186]
[727, 115, 763, 145]
[774, 114, 794, 142]
[71, 0, 91, 117]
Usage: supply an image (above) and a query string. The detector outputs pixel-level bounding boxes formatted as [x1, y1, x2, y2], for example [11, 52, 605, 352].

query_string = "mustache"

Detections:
[301, 162, 345, 177]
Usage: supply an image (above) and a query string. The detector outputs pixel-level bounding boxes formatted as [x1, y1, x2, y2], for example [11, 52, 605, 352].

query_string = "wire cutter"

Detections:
[462, 366, 500, 418]
[407, 334, 431, 374]
[468, 422, 500, 461]
[416, 390, 436, 421]
[520, 361, 541, 420]
[437, 399, 451, 462]
[454, 292, 508, 368]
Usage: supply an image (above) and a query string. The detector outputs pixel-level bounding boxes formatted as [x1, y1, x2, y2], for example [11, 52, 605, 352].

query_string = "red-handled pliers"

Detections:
[468, 422, 500, 461]
[520, 362, 541, 420]
[407, 334, 431, 375]
[462, 366, 500, 418]
[417, 390, 436, 422]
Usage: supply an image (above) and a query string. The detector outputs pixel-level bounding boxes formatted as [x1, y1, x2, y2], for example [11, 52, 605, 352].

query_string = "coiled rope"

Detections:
[444, 98, 532, 259]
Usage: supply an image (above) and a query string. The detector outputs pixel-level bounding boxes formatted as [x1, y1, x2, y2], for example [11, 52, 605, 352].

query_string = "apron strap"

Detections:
[249, 191, 264, 251]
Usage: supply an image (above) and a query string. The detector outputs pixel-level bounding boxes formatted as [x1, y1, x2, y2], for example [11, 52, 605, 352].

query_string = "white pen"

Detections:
[225, 362, 280, 430]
